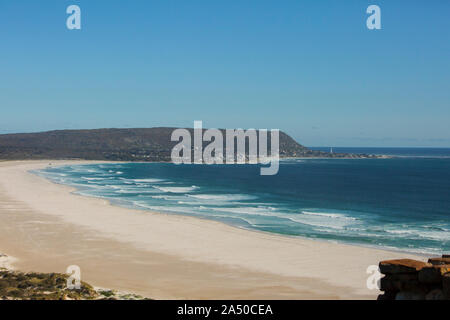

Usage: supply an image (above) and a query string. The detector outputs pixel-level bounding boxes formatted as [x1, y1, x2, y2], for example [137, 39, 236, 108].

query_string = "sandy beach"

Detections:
[0, 160, 425, 299]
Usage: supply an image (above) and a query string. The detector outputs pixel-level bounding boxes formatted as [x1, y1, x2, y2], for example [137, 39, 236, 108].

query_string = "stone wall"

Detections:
[378, 255, 450, 300]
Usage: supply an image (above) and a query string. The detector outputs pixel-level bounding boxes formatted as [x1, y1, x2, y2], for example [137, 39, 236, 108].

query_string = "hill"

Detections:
[0, 128, 372, 161]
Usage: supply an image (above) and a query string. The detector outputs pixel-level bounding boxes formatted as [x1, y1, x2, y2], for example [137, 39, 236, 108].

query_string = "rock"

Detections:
[443, 255, 450, 258]
[377, 291, 397, 300]
[380, 274, 419, 291]
[443, 273, 450, 299]
[380, 277, 399, 292]
[379, 259, 430, 274]
[425, 289, 445, 300]
[386, 273, 418, 281]
[428, 257, 450, 265]
[395, 290, 426, 300]
[418, 265, 450, 284]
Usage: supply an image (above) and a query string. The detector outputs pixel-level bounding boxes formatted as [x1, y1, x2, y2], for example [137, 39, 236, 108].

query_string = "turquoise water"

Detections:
[35, 148, 450, 255]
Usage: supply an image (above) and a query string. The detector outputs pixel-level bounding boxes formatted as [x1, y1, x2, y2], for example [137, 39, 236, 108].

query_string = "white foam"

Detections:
[385, 227, 450, 241]
[131, 178, 165, 183]
[288, 212, 359, 230]
[132, 203, 197, 214]
[149, 195, 189, 201]
[115, 189, 159, 194]
[105, 185, 121, 189]
[187, 194, 256, 201]
[206, 206, 296, 225]
[210, 206, 272, 216]
[302, 211, 357, 221]
[81, 177, 104, 181]
[154, 186, 199, 193]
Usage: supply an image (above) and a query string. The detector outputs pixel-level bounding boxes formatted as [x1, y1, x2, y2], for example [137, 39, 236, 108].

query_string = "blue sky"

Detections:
[0, 0, 449, 147]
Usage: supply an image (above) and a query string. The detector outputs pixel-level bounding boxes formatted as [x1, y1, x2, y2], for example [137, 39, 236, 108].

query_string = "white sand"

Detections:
[0, 160, 425, 299]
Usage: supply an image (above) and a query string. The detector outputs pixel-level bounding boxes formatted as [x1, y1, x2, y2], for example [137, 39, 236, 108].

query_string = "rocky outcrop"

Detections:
[378, 255, 450, 300]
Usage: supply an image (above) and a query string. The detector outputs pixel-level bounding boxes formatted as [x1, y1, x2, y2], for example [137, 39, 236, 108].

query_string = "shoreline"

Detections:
[34, 160, 429, 258]
[0, 160, 426, 299]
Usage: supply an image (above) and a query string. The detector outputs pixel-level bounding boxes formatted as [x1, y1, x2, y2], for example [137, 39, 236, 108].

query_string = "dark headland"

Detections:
[0, 128, 381, 161]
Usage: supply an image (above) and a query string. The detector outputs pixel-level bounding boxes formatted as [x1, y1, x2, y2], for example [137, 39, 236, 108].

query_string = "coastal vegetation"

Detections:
[0, 268, 148, 300]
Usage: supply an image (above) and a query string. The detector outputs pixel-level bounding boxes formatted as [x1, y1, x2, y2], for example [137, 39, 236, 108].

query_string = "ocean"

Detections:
[35, 148, 450, 255]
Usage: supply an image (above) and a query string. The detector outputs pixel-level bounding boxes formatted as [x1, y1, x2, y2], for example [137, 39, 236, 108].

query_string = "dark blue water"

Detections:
[35, 148, 450, 255]
[310, 147, 450, 158]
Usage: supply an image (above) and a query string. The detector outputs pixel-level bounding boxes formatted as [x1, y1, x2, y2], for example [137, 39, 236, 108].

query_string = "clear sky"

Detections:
[0, 0, 449, 147]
